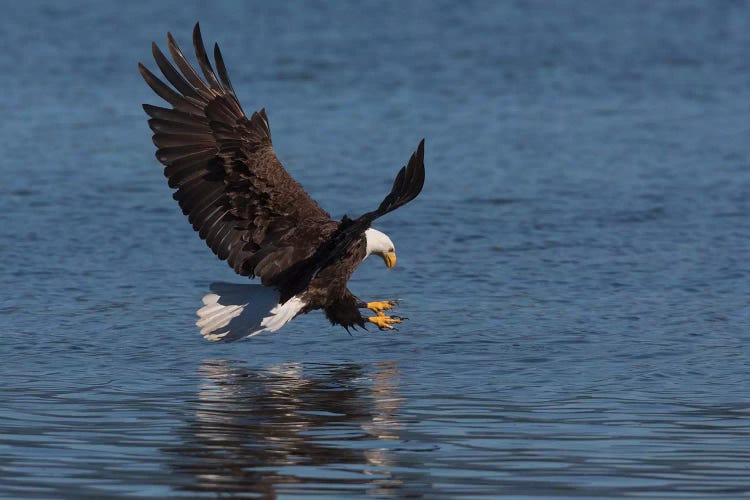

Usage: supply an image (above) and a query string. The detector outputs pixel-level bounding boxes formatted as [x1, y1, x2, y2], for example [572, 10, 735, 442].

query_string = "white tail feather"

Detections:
[195, 283, 305, 342]
[261, 296, 306, 332]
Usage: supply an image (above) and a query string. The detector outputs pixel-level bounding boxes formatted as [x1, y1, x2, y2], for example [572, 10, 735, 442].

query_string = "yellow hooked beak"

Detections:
[382, 251, 397, 269]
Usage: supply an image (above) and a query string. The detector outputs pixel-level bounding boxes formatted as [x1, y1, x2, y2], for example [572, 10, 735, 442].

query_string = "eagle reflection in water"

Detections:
[166, 360, 410, 497]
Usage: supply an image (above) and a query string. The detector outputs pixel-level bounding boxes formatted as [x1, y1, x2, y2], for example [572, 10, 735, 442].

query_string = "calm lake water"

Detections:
[2, 0, 750, 497]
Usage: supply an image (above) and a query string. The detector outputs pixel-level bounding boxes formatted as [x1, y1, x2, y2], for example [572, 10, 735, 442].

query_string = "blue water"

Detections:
[2, 0, 750, 497]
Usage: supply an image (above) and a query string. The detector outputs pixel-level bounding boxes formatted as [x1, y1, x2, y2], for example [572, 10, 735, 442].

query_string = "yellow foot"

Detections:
[367, 300, 399, 314]
[367, 313, 404, 331]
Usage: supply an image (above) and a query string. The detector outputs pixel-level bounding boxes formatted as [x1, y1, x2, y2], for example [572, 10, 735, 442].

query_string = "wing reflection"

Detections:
[166, 359, 407, 497]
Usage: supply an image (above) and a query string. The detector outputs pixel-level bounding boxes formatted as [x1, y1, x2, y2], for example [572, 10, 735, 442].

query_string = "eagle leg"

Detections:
[367, 313, 404, 331]
[365, 300, 399, 314]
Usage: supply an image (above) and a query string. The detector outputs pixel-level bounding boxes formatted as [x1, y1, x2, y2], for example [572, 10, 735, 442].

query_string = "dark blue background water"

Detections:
[2, 1, 750, 497]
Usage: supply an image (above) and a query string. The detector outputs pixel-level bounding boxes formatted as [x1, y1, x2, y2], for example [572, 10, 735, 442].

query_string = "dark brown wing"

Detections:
[139, 23, 331, 282]
[361, 138, 426, 223]
[315, 139, 426, 272]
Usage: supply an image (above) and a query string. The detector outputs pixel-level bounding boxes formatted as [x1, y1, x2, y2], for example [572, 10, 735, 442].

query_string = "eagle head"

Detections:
[365, 228, 396, 268]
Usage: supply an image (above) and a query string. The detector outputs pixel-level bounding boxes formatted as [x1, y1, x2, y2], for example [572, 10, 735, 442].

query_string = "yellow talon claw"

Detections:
[367, 314, 404, 331]
[367, 300, 399, 314]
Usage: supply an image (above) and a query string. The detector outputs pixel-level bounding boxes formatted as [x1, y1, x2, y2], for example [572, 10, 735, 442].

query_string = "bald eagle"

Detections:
[138, 24, 425, 342]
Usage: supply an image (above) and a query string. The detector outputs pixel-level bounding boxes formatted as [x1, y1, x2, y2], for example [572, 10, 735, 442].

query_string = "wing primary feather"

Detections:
[392, 167, 406, 194]
[404, 158, 416, 188]
[400, 161, 416, 203]
[148, 118, 206, 135]
[213, 43, 237, 99]
[167, 32, 210, 93]
[156, 145, 214, 164]
[143, 104, 206, 125]
[400, 138, 425, 204]
[151, 42, 200, 99]
[152, 132, 214, 148]
[192, 23, 223, 90]
[410, 138, 426, 200]
[138, 63, 187, 109]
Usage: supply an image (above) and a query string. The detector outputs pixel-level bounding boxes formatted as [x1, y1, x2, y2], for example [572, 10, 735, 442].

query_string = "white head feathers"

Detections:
[365, 228, 395, 257]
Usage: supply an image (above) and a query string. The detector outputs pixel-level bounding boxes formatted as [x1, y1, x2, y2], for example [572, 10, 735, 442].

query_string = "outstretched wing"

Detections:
[322, 139, 426, 267]
[139, 23, 332, 282]
[358, 139, 425, 224]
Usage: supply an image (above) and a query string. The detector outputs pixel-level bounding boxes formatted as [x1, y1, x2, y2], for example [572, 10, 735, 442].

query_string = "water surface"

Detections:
[2, 1, 750, 497]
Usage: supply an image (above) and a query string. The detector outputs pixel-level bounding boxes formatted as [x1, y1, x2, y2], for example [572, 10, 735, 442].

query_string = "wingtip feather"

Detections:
[192, 21, 221, 89]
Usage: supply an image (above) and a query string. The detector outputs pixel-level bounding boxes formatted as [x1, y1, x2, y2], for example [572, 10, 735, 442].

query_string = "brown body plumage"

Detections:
[139, 23, 425, 341]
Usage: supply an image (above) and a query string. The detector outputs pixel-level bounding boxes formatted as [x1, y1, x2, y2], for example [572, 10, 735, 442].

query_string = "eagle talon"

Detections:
[367, 314, 404, 331]
[367, 300, 399, 314]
